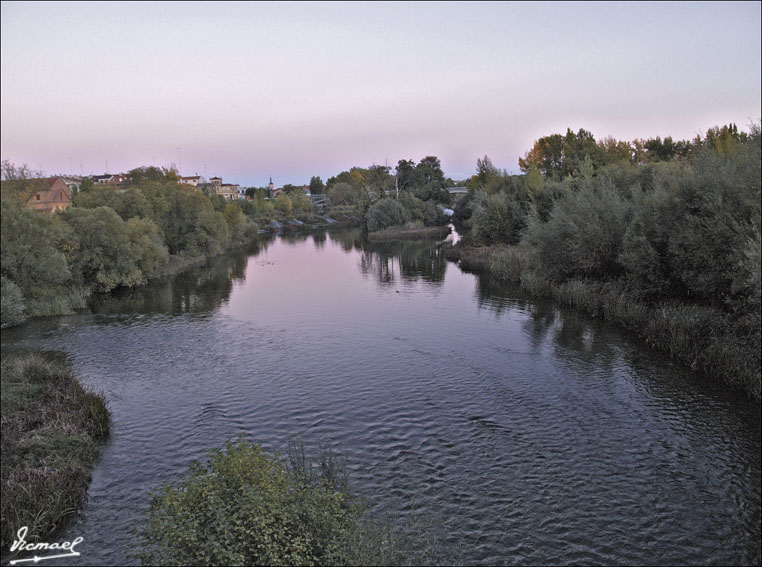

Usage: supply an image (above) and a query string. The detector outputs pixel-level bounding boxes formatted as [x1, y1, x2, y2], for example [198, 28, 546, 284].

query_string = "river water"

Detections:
[2, 228, 760, 565]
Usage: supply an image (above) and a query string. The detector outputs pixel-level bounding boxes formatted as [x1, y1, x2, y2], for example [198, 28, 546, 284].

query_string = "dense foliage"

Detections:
[1, 176, 259, 327]
[453, 122, 761, 395]
[325, 158, 452, 232]
[136, 438, 422, 566]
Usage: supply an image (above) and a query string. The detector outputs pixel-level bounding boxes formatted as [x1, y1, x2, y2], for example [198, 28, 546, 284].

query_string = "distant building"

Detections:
[179, 175, 202, 187]
[218, 183, 240, 201]
[91, 173, 129, 187]
[109, 173, 130, 187]
[58, 176, 82, 193]
[25, 177, 72, 214]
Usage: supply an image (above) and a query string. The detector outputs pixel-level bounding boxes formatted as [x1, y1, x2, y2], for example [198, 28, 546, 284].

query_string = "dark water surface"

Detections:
[2, 229, 760, 565]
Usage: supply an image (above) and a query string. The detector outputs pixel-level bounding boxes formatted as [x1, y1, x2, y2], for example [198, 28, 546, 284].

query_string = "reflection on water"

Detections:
[358, 241, 447, 287]
[88, 238, 273, 316]
[1, 229, 759, 566]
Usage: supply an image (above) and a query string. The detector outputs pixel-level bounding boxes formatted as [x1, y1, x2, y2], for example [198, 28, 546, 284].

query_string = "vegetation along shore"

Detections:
[0, 122, 758, 564]
[1, 351, 110, 554]
[446, 124, 761, 398]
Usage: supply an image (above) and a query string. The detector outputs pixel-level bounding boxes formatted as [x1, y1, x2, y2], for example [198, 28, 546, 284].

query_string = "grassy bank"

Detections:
[1, 352, 110, 552]
[368, 223, 451, 241]
[445, 239, 761, 398]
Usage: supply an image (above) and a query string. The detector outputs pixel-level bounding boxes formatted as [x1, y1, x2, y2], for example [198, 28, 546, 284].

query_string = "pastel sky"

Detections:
[1, 1, 760, 186]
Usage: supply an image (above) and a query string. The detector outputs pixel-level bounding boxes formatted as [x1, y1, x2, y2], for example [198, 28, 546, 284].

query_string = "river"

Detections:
[2, 228, 760, 565]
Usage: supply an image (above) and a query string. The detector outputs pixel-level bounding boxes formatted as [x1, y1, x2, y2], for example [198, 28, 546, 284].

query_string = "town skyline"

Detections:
[2, 1, 760, 187]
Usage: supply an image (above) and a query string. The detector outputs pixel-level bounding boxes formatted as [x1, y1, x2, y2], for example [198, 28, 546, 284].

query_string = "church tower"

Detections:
[268, 176, 274, 194]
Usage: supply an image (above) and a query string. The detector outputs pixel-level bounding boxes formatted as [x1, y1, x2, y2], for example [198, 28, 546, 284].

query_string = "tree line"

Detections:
[1, 170, 259, 326]
[323, 156, 454, 232]
[452, 122, 761, 395]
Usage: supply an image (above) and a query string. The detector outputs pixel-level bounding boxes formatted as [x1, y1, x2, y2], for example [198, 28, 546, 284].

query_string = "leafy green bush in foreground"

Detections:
[136, 438, 425, 566]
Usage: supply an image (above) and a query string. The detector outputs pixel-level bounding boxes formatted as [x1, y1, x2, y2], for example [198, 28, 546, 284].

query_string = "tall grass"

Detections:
[1, 352, 110, 553]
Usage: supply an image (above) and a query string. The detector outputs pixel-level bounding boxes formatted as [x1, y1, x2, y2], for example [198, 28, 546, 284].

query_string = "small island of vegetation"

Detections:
[1, 352, 109, 553]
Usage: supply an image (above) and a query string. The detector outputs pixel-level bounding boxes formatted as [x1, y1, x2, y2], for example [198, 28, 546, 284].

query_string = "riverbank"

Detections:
[445, 238, 761, 399]
[368, 223, 451, 241]
[0, 352, 110, 554]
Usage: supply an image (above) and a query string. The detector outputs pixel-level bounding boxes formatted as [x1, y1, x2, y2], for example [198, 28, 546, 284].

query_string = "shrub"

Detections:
[275, 193, 293, 214]
[136, 438, 416, 566]
[523, 180, 632, 282]
[0, 276, 26, 327]
[471, 190, 528, 246]
[126, 217, 169, 282]
[61, 206, 144, 292]
[366, 198, 410, 232]
[0, 200, 84, 316]
[327, 182, 361, 207]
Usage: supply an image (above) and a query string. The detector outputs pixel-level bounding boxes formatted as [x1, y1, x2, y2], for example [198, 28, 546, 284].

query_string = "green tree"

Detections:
[561, 128, 602, 178]
[518, 135, 564, 179]
[476, 155, 501, 184]
[126, 217, 168, 282]
[309, 176, 324, 194]
[395, 159, 418, 194]
[366, 198, 410, 232]
[128, 166, 180, 186]
[326, 182, 360, 206]
[79, 177, 94, 193]
[274, 193, 293, 214]
[289, 191, 311, 212]
[61, 206, 143, 292]
[523, 180, 633, 281]
[471, 190, 529, 246]
[0, 201, 81, 315]
[598, 136, 634, 165]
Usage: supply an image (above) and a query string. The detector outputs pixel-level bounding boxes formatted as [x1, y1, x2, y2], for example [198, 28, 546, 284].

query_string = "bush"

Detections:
[471, 190, 528, 245]
[523, 180, 632, 281]
[0, 200, 86, 316]
[327, 182, 361, 207]
[61, 206, 144, 292]
[136, 438, 414, 566]
[620, 144, 761, 306]
[366, 198, 410, 232]
[275, 193, 293, 214]
[1, 276, 26, 327]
